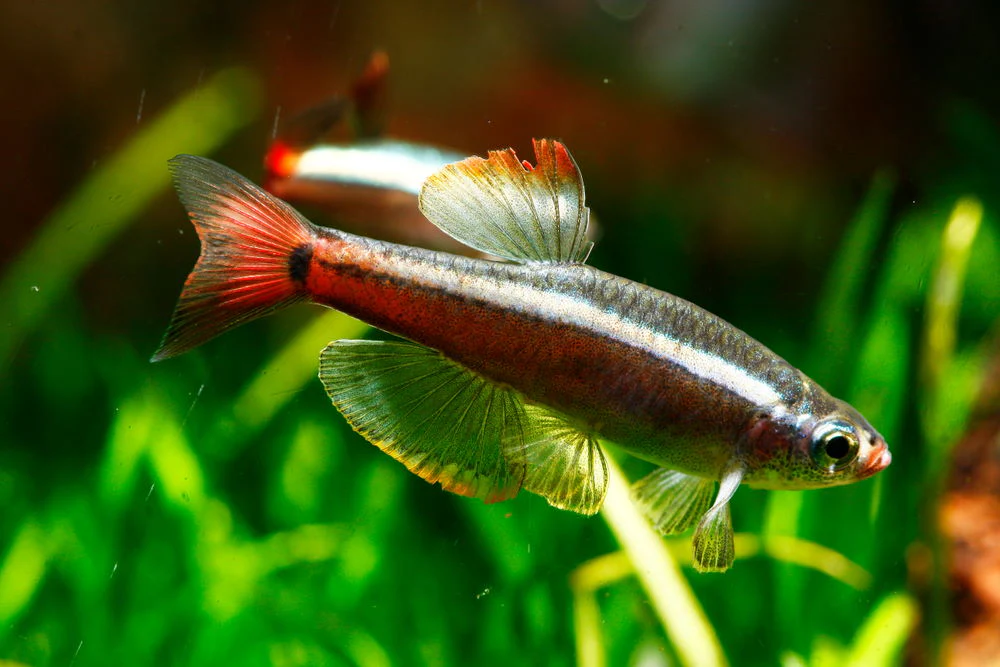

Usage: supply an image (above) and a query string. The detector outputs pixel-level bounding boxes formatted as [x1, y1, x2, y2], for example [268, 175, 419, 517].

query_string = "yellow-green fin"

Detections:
[318, 340, 527, 503]
[631, 469, 715, 535]
[692, 463, 745, 573]
[418, 139, 593, 264]
[507, 405, 608, 515]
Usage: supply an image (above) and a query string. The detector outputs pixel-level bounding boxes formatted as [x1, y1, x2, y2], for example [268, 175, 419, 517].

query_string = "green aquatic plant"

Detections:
[1, 71, 997, 667]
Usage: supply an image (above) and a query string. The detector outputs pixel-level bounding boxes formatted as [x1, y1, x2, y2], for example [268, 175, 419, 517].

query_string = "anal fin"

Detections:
[508, 405, 608, 515]
[320, 339, 609, 514]
[631, 468, 715, 535]
[319, 340, 527, 502]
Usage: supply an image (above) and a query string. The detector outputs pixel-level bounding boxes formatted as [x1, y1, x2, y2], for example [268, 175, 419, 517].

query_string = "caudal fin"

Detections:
[152, 155, 317, 362]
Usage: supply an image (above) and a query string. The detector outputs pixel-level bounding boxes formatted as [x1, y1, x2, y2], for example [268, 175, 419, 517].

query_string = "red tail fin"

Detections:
[152, 155, 317, 362]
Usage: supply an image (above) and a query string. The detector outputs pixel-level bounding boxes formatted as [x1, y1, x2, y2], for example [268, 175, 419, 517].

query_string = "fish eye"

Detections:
[811, 422, 860, 472]
[825, 435, 851, 460]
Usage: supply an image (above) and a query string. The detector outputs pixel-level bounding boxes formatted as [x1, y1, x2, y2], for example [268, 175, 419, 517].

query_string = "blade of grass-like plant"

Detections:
[572, 583, 607, 667]
[767, 173, 893, 651]
[569, 551, 636, 592]
[569, 529, 870, 665]
[0, 520, 49, 634]
[99, 378, 211, 518]
[740, 535, 871, 590]
[572, 531, 869, 596]
[201, 310, 370, 460]
[599, 454, 727, 667]
[810, 171, 896, 388]
[843, 592, 918, 667]
[919, 198, 985, 662]
[921, 198, 984, 452]
[98, 370, 386, 628]
[570, 552, 637, 667]
[0, 68, 261, 366]
[232, 312, 369, 431]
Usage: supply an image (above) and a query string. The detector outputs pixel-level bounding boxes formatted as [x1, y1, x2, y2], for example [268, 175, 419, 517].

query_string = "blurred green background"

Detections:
[3, 1, 1000, 665]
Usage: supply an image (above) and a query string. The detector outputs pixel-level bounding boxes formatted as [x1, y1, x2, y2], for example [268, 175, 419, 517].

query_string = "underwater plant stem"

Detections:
[600, 454, 727, 667]
[571, 583, 606, 667]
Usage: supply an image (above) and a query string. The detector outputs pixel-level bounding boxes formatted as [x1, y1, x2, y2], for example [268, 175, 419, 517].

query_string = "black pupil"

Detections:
[825, 435, 852, 460]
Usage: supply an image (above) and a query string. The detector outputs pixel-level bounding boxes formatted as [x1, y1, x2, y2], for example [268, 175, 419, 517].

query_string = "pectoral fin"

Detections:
[631, 469, 715, 535]
[692, 463, 745, 573]
[318, 340, 527, 502]
[418, 139, 593, 263]
[508, 405, 608, 515]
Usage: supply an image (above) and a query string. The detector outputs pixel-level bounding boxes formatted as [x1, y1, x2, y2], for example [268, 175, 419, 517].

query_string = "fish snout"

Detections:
[857, 441, 891, 480]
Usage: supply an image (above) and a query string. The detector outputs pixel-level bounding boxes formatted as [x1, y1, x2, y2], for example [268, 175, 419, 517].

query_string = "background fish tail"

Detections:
[151, 155, 317, 361]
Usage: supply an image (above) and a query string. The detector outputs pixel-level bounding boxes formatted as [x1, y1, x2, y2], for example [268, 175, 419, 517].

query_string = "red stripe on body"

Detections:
[303, 235, 742, 475]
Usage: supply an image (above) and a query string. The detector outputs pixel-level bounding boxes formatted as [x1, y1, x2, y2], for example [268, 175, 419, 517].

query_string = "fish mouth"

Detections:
[857, 441, 892, 480]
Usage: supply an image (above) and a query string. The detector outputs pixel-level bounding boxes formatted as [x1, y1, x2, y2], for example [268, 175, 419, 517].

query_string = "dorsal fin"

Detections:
[418, 139, 593, 263]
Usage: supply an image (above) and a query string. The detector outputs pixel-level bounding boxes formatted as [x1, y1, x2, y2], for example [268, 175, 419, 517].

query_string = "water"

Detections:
[2, 2, 999, 665]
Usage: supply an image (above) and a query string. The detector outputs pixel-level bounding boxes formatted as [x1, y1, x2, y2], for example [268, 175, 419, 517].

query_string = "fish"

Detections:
[263, 49, 477, 255]
[264, 138, 477, 255]
[266, 139, 466, 199]
[153, 139, 891, 572]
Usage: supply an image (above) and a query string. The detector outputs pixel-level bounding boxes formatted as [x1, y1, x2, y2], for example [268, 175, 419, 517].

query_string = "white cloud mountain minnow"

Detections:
[153, 139, 891, 572]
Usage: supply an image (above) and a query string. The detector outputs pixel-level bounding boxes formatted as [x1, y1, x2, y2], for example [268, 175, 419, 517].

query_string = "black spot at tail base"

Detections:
[288, 244, 313, 284]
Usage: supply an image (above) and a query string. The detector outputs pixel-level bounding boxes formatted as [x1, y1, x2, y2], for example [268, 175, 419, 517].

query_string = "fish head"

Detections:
[740, 396, 891, 491]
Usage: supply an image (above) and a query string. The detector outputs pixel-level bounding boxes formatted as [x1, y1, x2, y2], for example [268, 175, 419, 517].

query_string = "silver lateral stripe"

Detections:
[657, 336, 782, 407]
[563, 293, 783, 407]
[296, 142, 465, 194]
[409, 260, 785, 408]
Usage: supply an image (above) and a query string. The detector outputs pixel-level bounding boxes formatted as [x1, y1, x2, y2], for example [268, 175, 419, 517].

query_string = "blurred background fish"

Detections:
[264, 52, 486, 255]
